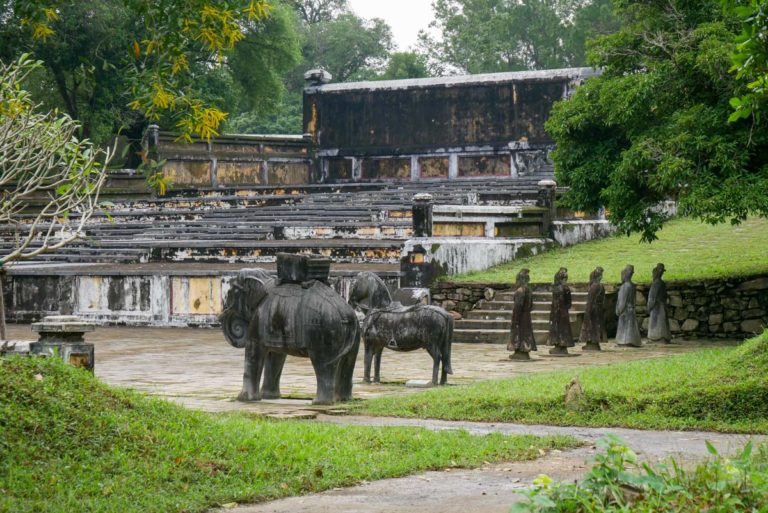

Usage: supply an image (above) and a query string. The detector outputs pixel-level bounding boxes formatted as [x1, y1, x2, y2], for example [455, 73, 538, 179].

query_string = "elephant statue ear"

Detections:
[220, 308, 248, 349]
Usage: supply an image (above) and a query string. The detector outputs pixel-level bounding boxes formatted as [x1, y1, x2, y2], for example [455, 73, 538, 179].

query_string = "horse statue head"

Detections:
[349, 272, 393, 314]
[220, 268, 276, 348]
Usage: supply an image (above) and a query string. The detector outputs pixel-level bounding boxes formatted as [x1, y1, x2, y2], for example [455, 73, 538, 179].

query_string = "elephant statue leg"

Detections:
[261, 351, 287, 400]
[238, 342, 265, 402]
[373, 348, 383, 384]
[334, 337, 360, 402]
[363, 341, 374, 384]
[309, 353, 337, 405]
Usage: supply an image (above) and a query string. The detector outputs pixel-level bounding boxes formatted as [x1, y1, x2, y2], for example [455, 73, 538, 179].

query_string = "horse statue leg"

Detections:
[373, 346, 383, 384]
[363, 339, 374, 384]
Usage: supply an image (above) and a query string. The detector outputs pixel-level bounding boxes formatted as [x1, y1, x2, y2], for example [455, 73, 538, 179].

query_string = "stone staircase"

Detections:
[454, 289, 587, 344]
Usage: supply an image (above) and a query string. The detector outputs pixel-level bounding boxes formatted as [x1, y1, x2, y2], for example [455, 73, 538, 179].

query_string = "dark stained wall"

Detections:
[305, 68, 596, 155]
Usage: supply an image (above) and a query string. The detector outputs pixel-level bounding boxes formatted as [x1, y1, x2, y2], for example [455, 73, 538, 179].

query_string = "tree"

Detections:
[545, 0, 768, 241]
[287, 0, 346, 24]
[299, 13, 393, 83]
[419, 0, 619, 74]
[0, 56, 111, 337]
[723, 0, 768, 122]
[1, 0, 276, 142]
[230, 1, 394, 133]
[378, 52, 430, 80]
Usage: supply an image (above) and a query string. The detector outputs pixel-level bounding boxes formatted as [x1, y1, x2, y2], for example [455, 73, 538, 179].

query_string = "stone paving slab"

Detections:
[6, 324, 738, 416]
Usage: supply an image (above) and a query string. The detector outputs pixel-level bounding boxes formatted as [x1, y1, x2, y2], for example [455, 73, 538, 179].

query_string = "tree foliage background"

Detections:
[0, 0, 299, 156]
[545, 0, 768, 241]
[418, 0, 620, 74]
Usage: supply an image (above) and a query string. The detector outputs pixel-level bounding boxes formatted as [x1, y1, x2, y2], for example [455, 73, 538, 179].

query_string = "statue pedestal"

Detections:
[405, 379, 434, 388]
[548, 346, 580, 357]
[30, 315, 96, 372]
[509, 350, 532, 361]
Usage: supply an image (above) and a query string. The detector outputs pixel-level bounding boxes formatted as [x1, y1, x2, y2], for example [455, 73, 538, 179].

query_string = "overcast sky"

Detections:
[348, 0, 436, 50]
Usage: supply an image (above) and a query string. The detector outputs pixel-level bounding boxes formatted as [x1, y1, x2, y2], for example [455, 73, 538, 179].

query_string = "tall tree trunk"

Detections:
[0, 269, 7, 340]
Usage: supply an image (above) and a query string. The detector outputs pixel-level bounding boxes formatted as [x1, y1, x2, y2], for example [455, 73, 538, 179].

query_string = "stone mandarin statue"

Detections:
[647, 263, 672, 343]
[508, 268, 536, 361]
[579, 266, 606, 351]
[616, 264, 642, 347]
[548, 267, 575, 355]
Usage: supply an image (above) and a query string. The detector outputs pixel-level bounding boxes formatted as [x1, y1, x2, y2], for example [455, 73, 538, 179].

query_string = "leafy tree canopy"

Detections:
[546, 0, 768, 241]
[0, 0, 298, 143]
[723, 0, 768, 122]
[378, 52, 430, 80]
[419, 0, 619, 74]
[230, 0, 395, 134]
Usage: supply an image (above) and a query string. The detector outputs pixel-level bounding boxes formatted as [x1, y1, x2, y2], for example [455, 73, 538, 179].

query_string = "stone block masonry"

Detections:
[434, 274, 768, 340]
[635, 275, 768, 339]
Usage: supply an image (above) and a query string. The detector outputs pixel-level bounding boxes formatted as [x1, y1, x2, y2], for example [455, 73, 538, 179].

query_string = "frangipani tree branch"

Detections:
[0, 56, 111, 266]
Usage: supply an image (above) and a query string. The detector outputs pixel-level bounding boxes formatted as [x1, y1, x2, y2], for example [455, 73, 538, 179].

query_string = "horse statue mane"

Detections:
[349, 271, 393, 313]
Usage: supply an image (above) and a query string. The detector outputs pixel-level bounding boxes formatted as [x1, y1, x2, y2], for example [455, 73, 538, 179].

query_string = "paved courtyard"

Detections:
[7, 323, 738, 415]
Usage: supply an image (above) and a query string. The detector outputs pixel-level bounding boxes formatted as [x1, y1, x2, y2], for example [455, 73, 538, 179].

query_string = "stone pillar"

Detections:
[412, 193, 434, 238]
[146, 124, 160, 160]
[537, 179, 557, 236]
[30, 315, 96, 372]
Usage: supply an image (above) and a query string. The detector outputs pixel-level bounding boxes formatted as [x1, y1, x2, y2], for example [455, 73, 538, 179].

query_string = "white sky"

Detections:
[348, 0, 436, 51]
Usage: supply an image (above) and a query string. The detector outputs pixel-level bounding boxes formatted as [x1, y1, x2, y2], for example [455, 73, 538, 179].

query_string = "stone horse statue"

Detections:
[349, 272, 453, 386]
[220, 268, 360, 405]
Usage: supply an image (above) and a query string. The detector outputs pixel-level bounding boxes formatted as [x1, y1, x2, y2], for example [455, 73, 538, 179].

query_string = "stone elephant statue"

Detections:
[220, 268, 360, 405]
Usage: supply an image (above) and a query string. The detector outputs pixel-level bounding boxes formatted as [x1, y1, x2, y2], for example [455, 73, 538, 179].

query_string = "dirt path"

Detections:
[218, 416, 763, 513]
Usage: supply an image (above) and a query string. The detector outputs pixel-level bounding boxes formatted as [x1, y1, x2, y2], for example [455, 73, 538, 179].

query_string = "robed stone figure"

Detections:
[548, 267, 574, 355]
[648, 263, 672, 343]
[508, 268, 536, 360]
[616, 264, 642, 347]
[579, 266, 606, 351]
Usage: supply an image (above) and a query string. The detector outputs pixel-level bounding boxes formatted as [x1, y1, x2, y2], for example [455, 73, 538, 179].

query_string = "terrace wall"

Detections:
[433, 273, 768, 340]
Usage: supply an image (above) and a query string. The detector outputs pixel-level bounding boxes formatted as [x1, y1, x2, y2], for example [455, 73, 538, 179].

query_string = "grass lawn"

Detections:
[451, 217, 768, 284]
[356, 332, 768, 434]
[0, 357, 578, 513]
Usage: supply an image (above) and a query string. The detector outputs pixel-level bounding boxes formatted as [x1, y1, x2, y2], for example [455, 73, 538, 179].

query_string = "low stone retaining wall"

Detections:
[434, 274, 768, 340]
[3, 268, 398, 327]
[552, 219, 615, 247]
[634, 275, 768, 339]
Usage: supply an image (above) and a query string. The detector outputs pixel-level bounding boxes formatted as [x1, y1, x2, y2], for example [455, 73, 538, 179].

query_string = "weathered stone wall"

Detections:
[552, 220, 615, 247]
[4, 270, 398, 327]
[155, 133, 311, 187]
[305, 68, 597, 183]
[433, 274, 768, 340]
[634, 275, 768, 339]
[431, 282, 513, 314]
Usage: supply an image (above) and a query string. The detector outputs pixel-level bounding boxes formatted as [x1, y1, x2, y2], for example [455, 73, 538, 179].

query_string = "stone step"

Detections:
[475, 301, 516, 311]
[497, 290, 588, 300]
[454, 319, 509, 330]
[453, 329, 509, 344]
[531, 311, 583, 321]
[463, 310, 513, 320]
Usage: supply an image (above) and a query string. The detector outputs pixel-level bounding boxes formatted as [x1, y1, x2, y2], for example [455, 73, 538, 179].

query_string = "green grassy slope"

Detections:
[357, 332, 768, 433]
[451, 217, 768, 284]
[0, 357, 577, 513]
